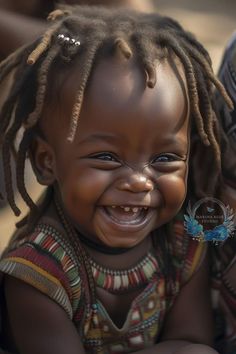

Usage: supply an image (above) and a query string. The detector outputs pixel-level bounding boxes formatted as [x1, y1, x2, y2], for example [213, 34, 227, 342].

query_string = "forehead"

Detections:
[93, 56, 187, 124]
[42, 55, 189, 143]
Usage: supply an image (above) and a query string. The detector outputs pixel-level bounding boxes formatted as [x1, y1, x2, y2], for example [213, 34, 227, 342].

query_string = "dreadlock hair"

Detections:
[0, 4, 233, 330]
[0, 5, 232, 214]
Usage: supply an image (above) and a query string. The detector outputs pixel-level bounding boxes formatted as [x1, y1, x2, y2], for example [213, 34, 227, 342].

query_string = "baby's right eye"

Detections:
[89, 152, 119, 162]
[87, 152, 121, 170]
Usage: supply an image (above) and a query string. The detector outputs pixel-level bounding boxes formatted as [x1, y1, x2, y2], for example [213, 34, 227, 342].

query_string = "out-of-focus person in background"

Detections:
[211, 31, 236, 354]
[217, 31, 236, 197]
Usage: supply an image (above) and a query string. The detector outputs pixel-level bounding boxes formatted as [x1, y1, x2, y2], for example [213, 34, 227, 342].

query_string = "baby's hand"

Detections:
[174, 343, 219, 354]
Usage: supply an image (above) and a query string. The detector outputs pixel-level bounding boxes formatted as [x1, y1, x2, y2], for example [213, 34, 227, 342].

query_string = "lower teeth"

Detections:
[105, 207, 145, 224]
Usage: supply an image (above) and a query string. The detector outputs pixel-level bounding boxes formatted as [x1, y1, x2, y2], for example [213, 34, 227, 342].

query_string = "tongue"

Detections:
[105, 206, 142, 224]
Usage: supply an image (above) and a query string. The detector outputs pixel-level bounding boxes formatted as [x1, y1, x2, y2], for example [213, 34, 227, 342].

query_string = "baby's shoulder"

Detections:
[4, 219, 78, 267]
[0, 220, 83, 318]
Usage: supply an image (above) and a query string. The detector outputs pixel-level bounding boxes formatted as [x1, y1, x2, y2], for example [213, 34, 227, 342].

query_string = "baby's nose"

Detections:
[117, 173, 154, 193]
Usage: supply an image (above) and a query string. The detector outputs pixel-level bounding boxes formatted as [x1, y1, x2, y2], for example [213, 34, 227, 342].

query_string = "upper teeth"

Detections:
[111, 206, 148, 212]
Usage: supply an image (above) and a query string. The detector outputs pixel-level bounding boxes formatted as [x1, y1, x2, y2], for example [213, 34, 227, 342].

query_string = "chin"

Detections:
[98, 233, 145, 249]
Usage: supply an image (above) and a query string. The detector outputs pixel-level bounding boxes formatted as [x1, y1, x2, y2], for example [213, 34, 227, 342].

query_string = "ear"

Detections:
[30, 136, 56, 186]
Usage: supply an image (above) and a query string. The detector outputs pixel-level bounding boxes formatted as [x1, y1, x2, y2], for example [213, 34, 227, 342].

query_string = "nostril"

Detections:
[145, 180, 154, 191]
[118, 174, 154, 192]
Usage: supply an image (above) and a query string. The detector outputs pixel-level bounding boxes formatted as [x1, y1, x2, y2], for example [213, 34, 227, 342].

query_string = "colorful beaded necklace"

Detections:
[89, 252, 159, 293]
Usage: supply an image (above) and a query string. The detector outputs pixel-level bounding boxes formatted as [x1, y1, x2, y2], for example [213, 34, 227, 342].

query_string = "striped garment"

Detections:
[0, 216, 205, 354]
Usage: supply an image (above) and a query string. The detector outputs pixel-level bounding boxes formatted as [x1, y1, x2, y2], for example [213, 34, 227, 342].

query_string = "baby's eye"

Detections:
[88, 152, 121, 170]
[151, 154, 180, 163]
[89, 152, 119, 162]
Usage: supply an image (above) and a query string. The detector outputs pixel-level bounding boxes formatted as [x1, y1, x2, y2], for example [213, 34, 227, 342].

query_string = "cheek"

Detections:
[57, 168, 113, 208]
[158, 171, 187, 208]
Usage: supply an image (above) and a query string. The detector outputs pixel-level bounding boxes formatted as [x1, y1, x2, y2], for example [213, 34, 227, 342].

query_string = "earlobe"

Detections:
[30, 136, 56, 186]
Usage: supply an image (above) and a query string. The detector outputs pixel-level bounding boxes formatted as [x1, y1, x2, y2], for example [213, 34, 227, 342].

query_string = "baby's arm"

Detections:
[133, 253, 218, 354]
[161, 252, 213, 345]
[4, 276, 85, 354]
[160, 253, 217, 353]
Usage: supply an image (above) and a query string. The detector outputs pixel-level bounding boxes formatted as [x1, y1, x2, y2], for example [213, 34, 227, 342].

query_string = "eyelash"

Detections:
[89, 152, 183, 164]
[89, 152, 120, 162]
[151, 154, 182, 164]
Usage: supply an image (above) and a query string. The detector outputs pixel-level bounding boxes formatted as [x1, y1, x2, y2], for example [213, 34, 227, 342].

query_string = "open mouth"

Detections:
[103, 205, 150, 225]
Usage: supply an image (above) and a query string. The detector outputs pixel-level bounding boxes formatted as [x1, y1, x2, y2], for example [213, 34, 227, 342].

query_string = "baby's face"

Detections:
[40, 56, 190, 248]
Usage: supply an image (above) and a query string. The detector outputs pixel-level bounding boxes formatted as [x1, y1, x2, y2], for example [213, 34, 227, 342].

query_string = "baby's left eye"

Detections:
[151, 154, 180, 163]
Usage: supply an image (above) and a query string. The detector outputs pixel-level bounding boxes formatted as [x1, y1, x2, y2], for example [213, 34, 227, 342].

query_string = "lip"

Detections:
[97, 205, 156, 232]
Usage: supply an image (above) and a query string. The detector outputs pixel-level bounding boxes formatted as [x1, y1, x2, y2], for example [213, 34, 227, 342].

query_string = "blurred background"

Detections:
[0, 0, 236, 252]
[156, 0, 236, 72]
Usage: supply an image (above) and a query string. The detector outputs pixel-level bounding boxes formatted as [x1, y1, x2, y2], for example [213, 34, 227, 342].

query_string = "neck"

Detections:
[74, 226, 136, 255]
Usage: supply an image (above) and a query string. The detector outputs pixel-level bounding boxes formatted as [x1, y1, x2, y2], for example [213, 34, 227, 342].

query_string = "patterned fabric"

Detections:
[0, 217, 205, 354]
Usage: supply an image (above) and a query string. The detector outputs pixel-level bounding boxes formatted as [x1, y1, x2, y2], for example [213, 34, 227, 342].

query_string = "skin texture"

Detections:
[4, 57, 218, 354]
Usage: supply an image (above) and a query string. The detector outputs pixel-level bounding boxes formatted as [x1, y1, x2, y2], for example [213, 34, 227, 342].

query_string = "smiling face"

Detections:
[38, 55, 190, 248]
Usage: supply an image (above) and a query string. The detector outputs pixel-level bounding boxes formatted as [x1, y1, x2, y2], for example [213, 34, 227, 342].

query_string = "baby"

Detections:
[0, 5, 232, 354]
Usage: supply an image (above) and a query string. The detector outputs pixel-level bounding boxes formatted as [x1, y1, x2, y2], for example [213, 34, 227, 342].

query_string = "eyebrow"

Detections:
[77, 133, 122, 145]
[78, 133, 188, 152]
